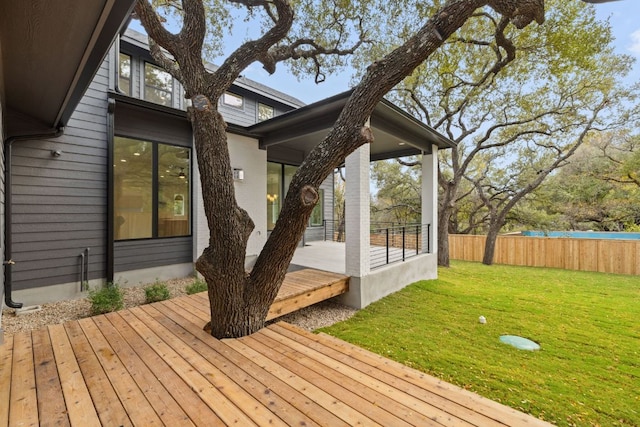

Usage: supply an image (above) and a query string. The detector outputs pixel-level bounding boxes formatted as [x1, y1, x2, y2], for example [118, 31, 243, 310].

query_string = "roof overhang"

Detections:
[0, 0, 136, 138]
[248, 90, 455, 161]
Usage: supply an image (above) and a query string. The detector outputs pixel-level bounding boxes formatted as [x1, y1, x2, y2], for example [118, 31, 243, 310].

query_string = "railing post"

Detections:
[323, 219, 326, 241]
[416, 225, 419, 255]
[385, 228, 389, 265]
[402, 227, 406, 261]
[427, 224, 431, 253]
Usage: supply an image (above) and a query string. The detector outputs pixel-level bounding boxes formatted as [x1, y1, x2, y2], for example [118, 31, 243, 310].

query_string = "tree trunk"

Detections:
[189, 97, 267, 338]
[437, 209, 451, 267]
[482, 221, 502, 265]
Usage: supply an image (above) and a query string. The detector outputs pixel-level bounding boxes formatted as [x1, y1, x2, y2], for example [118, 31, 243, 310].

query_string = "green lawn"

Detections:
[319, 261, 640, 426]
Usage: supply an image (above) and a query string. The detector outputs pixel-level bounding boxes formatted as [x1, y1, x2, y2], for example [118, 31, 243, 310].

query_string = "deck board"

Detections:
[9, 332, 39, 427]
[32, 328, 70, 427]
[63, 321, 132, 427]
[1, 267, 553, 426]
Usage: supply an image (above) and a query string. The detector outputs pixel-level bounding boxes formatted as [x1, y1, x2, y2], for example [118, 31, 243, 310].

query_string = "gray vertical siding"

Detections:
[10, 59, 110, 291]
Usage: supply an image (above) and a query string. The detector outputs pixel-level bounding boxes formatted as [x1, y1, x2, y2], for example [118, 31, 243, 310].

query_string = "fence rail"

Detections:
[449, 234, 640, 275]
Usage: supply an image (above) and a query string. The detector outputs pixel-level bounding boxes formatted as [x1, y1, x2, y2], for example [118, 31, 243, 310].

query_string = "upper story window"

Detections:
[144, 63, 173, 107]
[119, 53, 131, 95]
[258, 103, 275, 122]
[223, 92, 244, 109]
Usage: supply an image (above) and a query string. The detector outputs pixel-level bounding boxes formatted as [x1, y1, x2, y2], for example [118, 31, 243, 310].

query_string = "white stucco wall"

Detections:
[194, 133, 267, 266]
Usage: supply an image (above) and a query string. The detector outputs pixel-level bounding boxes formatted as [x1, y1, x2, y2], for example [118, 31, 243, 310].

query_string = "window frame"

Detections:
[257, 103, 275, 122]
[143, 62, 174, 107]
[309, 189, 325, 227]
[118, 52, 132, 96]
[267, 162, 324, 230]
[222, 92, 244, 110]
[113, 135, 192, 241]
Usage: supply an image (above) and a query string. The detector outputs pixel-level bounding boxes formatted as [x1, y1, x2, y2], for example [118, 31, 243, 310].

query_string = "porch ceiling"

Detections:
[248, 90, 456, 161]
[0, 0, 136, 137]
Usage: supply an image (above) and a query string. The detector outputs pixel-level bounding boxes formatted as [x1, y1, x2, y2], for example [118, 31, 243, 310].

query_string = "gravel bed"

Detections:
[2, 278, 357, 336]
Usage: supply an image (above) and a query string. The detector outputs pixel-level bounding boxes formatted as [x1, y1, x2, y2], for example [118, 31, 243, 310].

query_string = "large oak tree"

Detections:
[136, 0, 547, 338]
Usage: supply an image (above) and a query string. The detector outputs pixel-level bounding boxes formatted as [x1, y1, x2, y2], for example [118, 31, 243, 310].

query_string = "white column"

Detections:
[345, 143, 371, 277]
[422, 146, 438, 255]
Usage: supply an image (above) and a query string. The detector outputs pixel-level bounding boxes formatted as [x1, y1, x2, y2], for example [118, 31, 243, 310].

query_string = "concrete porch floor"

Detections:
[292, 241, 346, 274]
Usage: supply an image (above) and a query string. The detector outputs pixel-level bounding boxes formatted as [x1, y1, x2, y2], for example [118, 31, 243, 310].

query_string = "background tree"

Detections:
[533, 131, 640, 231]
[350, 0, 635, 266]
[370, 158, 422, 225]
[136, 0, 547, 338]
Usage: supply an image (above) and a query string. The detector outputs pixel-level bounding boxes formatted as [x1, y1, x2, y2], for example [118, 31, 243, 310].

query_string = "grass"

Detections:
[319, 261, 640, 426]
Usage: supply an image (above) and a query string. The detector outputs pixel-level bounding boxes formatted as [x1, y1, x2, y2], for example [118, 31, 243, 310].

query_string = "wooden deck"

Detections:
[0, 269, 553, 426]
[268, 268, 349, 320]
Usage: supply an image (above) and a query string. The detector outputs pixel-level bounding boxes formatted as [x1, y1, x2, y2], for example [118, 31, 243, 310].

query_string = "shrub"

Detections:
[88, 283, 124, 315]
[186, 279, 207, 295]
[144, 281, 170, 303]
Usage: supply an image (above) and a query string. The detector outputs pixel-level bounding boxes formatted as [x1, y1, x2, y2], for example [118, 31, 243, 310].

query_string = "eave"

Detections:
[0, 0, 136, 138]
[248, 90, 455, 161]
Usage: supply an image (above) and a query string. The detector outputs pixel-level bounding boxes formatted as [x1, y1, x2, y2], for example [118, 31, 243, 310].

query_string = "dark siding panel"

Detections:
[219, 96, 255, 127]
[114, 237, 192, 272]
[11, 59, 110, 291]
[115, 103, 192, 146]
[1, 99, 4, 301]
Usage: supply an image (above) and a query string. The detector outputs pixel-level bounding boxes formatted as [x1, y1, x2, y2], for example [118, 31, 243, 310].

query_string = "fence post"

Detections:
[402, 227, 406, 261]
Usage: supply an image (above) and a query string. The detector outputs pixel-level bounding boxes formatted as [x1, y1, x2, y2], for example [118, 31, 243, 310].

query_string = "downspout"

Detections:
[4, 127, 64, 308]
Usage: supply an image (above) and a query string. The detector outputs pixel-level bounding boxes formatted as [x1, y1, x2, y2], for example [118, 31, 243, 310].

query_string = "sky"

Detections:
[130, 1, 640, 106]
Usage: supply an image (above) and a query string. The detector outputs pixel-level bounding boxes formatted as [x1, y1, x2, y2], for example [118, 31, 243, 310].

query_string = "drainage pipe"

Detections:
[4, 127, 64, 308]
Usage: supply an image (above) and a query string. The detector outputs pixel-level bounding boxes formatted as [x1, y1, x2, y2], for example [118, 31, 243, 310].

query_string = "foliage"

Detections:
[136, 0, 552, 337]
[185, 278, 208, 295]
[320, 261, 640, 426]
[350, 0, 637, 265]
[370, 157, 421, 224]
[88, 283, 124, 315]
[144, 281, 171, 303]
[535, 131, 640, 231]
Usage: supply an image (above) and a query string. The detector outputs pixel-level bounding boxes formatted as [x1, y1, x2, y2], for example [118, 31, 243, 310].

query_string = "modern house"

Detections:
[1, 8, 455, 340]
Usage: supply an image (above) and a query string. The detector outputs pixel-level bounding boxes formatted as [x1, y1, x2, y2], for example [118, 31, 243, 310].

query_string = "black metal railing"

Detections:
[370, 224, 430, 269]
[324, 220, 431, 269]
[323, 219, 345, 242]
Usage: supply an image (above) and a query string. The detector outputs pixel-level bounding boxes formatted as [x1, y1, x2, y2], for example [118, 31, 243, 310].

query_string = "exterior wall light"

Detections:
[233, 168, 244, 181]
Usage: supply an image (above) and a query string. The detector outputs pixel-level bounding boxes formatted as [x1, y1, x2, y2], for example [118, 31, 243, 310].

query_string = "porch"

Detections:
[1, 292, 552, 426]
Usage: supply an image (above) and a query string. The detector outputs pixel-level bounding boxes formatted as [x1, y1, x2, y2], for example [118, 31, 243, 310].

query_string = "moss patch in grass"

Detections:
[320, 261, 640, 426]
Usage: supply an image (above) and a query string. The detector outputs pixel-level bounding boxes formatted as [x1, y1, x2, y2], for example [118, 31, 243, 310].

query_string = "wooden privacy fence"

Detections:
[449, 234, 640, 275]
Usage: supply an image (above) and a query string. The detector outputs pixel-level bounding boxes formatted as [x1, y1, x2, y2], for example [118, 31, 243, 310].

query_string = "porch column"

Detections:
[422, 146, 438, 255]
[345, 143, 370, 277]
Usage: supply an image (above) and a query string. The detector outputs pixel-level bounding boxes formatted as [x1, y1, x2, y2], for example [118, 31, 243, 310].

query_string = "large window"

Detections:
[119, 53, 131, 95]
[114, 136, 190, 240]
[144, 63, 173, 107]
[267, 162, 324, 230]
